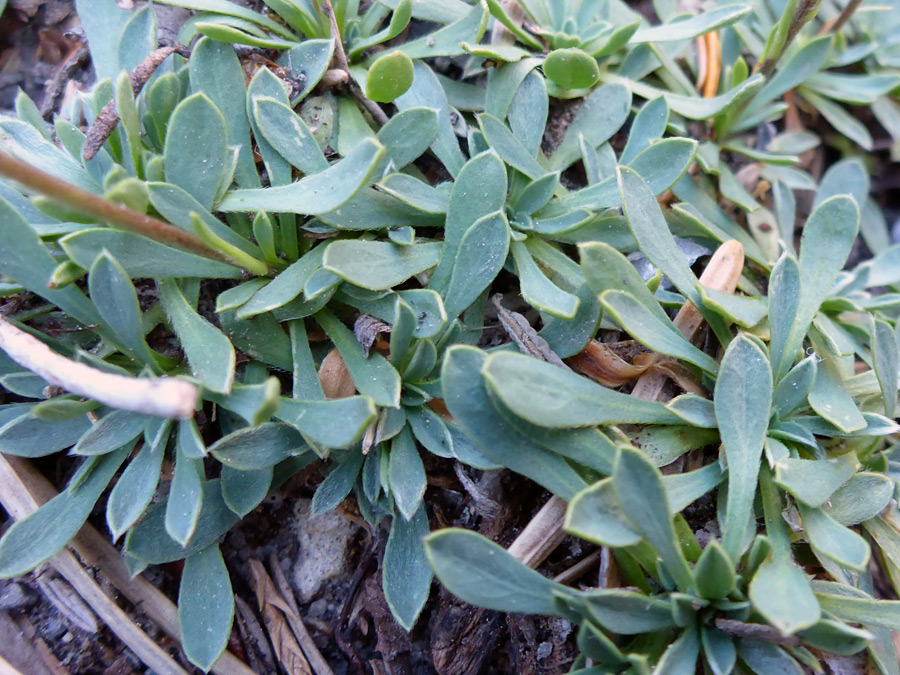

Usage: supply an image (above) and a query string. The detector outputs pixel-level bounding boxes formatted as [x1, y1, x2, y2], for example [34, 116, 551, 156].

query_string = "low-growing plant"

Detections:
[0, 0, 900, 671]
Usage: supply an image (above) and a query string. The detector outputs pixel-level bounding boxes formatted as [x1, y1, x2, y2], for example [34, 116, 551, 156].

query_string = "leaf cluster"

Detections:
[1, 0, 900, 672]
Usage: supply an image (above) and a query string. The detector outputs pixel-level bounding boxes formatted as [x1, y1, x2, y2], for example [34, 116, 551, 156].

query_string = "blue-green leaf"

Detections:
[715, 336, 772, 561]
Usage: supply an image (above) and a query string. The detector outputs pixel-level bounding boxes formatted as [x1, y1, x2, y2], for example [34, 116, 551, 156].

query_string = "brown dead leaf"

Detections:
[353, 315, 392, 358]
[566, 340, 651, 386]
[249, 560, 313, 675]
[318, 348, 356, 399]
[492, 295, 568, 369]
[651, 360, 707, 396]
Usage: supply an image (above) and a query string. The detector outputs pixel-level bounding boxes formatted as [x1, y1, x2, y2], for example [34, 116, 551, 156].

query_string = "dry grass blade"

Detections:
[0, 314, 198, 419]
[0, 455, 255, 675]
[33, 572, 99, 634]
[267, 552, 334, 675]
[0, 456, 189, 675]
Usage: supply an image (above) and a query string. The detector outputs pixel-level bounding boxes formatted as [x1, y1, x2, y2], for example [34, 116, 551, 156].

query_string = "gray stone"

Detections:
[290, 498, 357, 602]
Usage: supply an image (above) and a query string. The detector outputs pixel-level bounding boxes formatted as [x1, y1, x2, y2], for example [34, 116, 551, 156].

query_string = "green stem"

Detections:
[757, 0, 822, 79]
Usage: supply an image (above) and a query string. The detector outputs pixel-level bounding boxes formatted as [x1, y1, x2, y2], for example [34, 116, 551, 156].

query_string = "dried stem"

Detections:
[0, 455, 189, 675]
[714, 618, 802, 647]
[507, 496, 569, 568]
[0, 454, 256, 675]
[0, 151, 247, 269]
[0, 314, 198, 419]
[822, 0, 863, 34]
[83, 45, 190, 161]
[320, 0, 390, 126]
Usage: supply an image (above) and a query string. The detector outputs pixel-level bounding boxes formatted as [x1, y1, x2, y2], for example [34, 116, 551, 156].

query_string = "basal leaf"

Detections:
[189, 37, 258, 188]
[218, 138, 385, 213]
[631, 4, 752, 43]
[715, 335, 772, 561]
[178, 544, 234, 671]
[799, 503, 870, 571]
[164, 93, 229, 210]
[106, 419, 171, 540]
[614, 446, 693, 590]
[442, 211, 510, 319]
[276, 396, 375, 448]
[425, 528, 567, 614]
[773, 454, 858, 508]
[483, 351, 681, 427]
[159, 279, 235, 394]
[441, 346, 589, 499]
[600, 290, 720, 373]
[323, 240, 442, 290]
[430, 150, 507, 292]
[209, 422, 309, 470]
[61, 229, 242, 279]
[389, 427, 426, 521]
[384, 505, 432, 630]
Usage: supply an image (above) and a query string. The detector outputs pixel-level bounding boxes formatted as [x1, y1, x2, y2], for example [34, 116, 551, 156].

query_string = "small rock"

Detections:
[0, 582, 34, 611]
[536, 642, 552, 660]
[290, 498, 357, 602]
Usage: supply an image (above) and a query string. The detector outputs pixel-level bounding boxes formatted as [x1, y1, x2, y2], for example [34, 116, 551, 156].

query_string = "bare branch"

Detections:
[83, 45, 190, 161]
[0, 315, 198, 419]
[714, 618, 803, 647]
[0, 151, 253, 270]
[320, 0, 390, 125]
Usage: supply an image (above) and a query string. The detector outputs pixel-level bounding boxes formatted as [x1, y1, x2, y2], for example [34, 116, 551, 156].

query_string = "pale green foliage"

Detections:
[1, 0, 900, 671]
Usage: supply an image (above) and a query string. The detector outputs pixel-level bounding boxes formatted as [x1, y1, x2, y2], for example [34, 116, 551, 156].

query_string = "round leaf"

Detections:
[366, 52, 415, 103]
[543, 48, 600, 90]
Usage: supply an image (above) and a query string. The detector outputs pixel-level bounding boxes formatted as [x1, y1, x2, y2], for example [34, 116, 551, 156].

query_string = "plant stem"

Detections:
[320, 0, 390, 125]
[83, 45, 190, 161]
[757, 0, 822, 78]
[0, 313, 198, 419]
[0, 151, 253, 271]
[823, 0, 863, 34]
